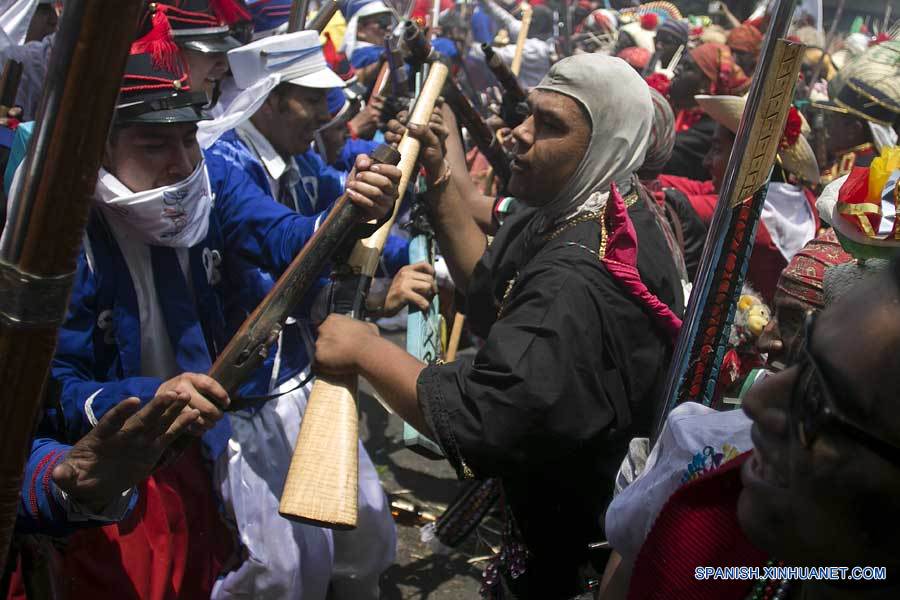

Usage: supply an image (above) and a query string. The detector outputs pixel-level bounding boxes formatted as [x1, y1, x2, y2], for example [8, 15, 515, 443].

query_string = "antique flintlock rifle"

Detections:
[0, 0, 144, 568]
[652, 0, 805, 441]
[279, 62, 450, 528]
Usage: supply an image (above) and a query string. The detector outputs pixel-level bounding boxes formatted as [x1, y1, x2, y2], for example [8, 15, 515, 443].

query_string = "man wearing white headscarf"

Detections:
[310, 54, 684, 599]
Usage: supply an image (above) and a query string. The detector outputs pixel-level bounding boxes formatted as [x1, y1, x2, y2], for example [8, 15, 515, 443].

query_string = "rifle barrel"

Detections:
[482, 44, 526, 103]
[442, 79, 511, 187]
[404, 20, 435, 64]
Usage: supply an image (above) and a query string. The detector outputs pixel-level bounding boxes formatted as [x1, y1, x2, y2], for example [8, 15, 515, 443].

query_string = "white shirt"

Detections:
[479, 0, 552, 89]
[107, 223, 191, 381]
[236, 119, 301, 210]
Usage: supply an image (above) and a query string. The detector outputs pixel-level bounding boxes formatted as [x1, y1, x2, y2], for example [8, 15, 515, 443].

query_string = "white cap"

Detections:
[227, 30, 345, 91]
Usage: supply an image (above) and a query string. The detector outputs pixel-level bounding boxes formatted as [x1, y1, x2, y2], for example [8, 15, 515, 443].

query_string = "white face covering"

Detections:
[95, 159, 212, 248]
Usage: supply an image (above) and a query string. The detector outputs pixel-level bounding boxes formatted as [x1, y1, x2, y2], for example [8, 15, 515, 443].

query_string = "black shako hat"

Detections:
[144, 0, 249, 54]
[114, 16, 209, 124]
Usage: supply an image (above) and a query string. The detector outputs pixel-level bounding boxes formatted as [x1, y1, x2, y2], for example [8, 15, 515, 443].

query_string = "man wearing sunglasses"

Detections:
[602, 255, 900, 599]
[735, 259, 900, 593]
[341, 0, 395, 86]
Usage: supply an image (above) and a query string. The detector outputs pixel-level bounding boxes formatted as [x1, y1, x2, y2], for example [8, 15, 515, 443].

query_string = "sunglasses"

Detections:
[364, 15, 393, 30]
[791, 311, 900, 468]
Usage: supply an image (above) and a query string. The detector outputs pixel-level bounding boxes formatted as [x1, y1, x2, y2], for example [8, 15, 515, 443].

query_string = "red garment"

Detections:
[777, 229, 852, 309]
[58, 445, 234, 600]
[726, 23, 763, 55]
[617, 46, 652, 71]
[628, 451, 768, 600]
[410, 0, 455, 20]
[657, 175, 810, 304]
[690, 43, 750, 95]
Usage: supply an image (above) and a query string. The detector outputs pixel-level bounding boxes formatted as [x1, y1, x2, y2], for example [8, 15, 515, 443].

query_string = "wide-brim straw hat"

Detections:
[695, 94, 820, 185]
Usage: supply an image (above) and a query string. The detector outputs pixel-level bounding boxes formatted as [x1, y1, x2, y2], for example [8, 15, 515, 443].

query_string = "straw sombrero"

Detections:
[695, 94, 820, 184]
[828, 39, 900, 126]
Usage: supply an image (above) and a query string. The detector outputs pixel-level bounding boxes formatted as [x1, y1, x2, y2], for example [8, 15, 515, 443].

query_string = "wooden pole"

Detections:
[510, 1, 532, 77]
[445, 313, 466, 362]
[0, 0, 144, 567]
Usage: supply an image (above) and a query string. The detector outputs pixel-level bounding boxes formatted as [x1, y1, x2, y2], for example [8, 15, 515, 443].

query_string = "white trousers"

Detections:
[211, 373, 397, 600]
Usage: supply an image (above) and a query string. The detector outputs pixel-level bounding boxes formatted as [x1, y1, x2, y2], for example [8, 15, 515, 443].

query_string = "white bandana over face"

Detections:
[95, 159, 212, 248]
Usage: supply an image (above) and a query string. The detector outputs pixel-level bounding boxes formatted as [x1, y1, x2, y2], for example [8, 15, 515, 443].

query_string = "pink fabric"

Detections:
[603, 183, 684, 341]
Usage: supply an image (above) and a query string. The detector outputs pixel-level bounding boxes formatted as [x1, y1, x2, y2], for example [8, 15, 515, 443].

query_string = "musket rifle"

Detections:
[482, 43, 528, 128]
[207, 145, 401, 395]
[279, 62, 450, 528]
[653, 0, 804, 440]
[0, 0, 144, 567]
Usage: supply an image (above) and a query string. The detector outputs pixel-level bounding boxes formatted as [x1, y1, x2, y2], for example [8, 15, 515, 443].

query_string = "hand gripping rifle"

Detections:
[652, 0, 804, 441]
[207, 144, 402, 395]
[278, 62, 450, 528]
[0, 0, 144, 568]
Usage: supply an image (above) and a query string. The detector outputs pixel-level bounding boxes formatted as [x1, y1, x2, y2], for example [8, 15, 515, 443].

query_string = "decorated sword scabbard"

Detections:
[653, 0, 804, 440]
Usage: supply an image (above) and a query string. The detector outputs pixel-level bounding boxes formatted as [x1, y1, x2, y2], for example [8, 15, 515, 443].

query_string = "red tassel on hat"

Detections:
[132, 4, 181, 74]
[322, 32, 340, 68]
[640, 12, 658, 30]
[209, 0, 251, 25]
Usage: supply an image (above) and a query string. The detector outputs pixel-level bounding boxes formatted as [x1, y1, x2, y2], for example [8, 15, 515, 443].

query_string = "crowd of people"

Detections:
[0, 0, 898, 598]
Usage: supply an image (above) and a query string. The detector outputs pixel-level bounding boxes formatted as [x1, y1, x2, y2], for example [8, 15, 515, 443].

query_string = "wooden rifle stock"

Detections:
[308, 0, 339, 33]
[442, 78, 510, 187]
[207, 144, 401, 395]
[0, 0, 143, 568]
[482, 44, 526, 103]
[279, 62, 450, 529]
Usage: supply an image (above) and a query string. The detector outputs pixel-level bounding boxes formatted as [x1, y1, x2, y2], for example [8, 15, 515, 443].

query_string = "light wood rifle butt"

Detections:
[279, 374, 360, 528]
[278, 62, 449, 528]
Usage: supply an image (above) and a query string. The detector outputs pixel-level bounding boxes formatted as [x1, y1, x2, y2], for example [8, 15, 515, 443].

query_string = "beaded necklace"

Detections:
[746, 559, 791, 600]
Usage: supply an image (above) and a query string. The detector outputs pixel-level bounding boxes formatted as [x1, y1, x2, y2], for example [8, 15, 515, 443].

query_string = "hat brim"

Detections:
[285, 67, 347, 89]
[117, 106, 210, 125]
[181, 35, 243, 54]
[696, 94, 820, 184]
